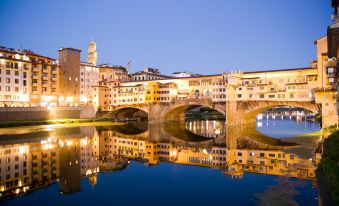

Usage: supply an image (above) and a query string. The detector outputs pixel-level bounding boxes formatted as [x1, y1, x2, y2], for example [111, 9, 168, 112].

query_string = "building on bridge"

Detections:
[131, 67, 170, 81]
[95, 67, 318, 106]
[172, 71, 201, 78]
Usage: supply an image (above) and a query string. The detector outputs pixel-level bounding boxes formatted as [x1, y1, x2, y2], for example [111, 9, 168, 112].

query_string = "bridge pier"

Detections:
[315, 91, 339, 128]
[225, 101, 256, 125]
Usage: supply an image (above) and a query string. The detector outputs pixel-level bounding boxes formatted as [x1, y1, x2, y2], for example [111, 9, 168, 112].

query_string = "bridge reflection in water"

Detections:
[0, 120, 321, 201]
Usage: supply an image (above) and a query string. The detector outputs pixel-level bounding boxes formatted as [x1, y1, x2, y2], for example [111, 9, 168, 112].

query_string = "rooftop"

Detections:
[0, 46, 56, 61]
[58, 47, 82, 52]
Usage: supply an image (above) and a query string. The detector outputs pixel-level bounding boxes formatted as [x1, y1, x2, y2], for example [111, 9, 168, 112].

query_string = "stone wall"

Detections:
[0, 106, 96, 122]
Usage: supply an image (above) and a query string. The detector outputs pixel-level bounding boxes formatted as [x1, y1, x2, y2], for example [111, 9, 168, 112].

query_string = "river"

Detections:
[0, 115, 322, 205]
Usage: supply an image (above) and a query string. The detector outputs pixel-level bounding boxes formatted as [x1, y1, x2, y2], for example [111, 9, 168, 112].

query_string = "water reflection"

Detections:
[0, 120, 321, 203]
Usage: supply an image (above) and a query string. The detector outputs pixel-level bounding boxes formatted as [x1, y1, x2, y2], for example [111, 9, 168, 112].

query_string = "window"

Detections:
[6, 86, 10, 91]
[15, 79, 19, 84]
[6, 70, 10, 75]
[15, 87, 18, 92]
[6, 78, 10, 83]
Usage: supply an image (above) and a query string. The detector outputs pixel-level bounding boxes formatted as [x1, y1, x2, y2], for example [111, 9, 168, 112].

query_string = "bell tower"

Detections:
[87, 40, 98, 65]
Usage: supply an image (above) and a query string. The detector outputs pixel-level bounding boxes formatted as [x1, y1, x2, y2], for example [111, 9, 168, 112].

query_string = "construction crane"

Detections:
[126, 59, 132, 74]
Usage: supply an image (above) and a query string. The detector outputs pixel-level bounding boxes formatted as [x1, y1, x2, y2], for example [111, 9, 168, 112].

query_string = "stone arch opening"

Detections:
[108, 107, 148, 120]
[194, 90, 200, 98]
[164, 104, 225, 121]
[239, 102, 321, 125]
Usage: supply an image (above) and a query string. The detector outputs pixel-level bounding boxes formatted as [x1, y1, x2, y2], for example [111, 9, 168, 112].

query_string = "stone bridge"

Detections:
[101, 98, 225, 121]
[100, 98, 323, 126]
[225, 100, 321, 125]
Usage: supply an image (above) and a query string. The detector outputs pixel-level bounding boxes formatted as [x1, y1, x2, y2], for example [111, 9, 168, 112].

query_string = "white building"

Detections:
[0, 48, 31, 107]
[80, 62, 99, 105]
[172, 71, 201, 78]
[132, 68, 169, 81]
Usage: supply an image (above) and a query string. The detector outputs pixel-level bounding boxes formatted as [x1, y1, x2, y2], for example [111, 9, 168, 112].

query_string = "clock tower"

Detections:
[87, 40, 98, 65]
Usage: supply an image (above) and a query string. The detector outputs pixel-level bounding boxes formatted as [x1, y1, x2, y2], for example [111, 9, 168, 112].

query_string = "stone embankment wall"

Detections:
[0, 106, 96, 121]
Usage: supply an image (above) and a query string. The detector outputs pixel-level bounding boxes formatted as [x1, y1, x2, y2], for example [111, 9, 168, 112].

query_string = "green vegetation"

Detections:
[317, 131, 339, 205]
[0, 118, 117, 128]
[315, 114, 322, 125]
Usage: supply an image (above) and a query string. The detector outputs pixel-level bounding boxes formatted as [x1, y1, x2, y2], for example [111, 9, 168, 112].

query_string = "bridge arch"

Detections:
[101, 105, 149, 120]
[234, 101, 321, 124]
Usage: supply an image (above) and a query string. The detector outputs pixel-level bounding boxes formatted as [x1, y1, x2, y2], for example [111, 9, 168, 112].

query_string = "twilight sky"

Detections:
[0, 0, 333, 75]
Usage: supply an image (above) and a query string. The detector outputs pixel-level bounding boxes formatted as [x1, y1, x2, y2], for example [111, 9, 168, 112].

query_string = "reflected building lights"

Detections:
[0, 119, 321, 201]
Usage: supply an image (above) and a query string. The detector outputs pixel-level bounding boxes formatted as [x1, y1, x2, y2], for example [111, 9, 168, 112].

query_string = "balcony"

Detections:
[42, 76, 49, 81]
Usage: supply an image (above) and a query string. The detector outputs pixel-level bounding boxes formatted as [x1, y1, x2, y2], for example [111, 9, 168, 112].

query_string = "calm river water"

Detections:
[0, 116, 322, 205]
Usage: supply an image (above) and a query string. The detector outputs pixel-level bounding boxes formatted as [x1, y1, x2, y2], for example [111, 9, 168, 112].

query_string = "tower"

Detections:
[58, 48, 81, 106]
[87, 40, 98, 65]
[328, 0, 339, 59]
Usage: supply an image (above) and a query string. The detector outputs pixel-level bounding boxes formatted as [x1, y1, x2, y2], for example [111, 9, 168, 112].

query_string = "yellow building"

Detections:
[145, 82, 160, 103]
[144, 142, 159, 164]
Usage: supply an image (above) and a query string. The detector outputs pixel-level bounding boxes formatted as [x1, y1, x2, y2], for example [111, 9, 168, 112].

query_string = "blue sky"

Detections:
[0, 0, 333, 75]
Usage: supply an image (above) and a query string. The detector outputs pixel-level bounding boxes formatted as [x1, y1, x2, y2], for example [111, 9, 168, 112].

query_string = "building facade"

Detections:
[58, 48, 81, 106]
[132, 68, 169, 81]
[0, 47, 59, 107]
[80, 62, 99, 105]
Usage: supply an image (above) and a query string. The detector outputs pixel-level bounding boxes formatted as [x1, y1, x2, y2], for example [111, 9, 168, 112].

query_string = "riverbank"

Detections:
[317, 130, 339, 206]
[0, 118, 125, 135]
[0, 118, 118, 128]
